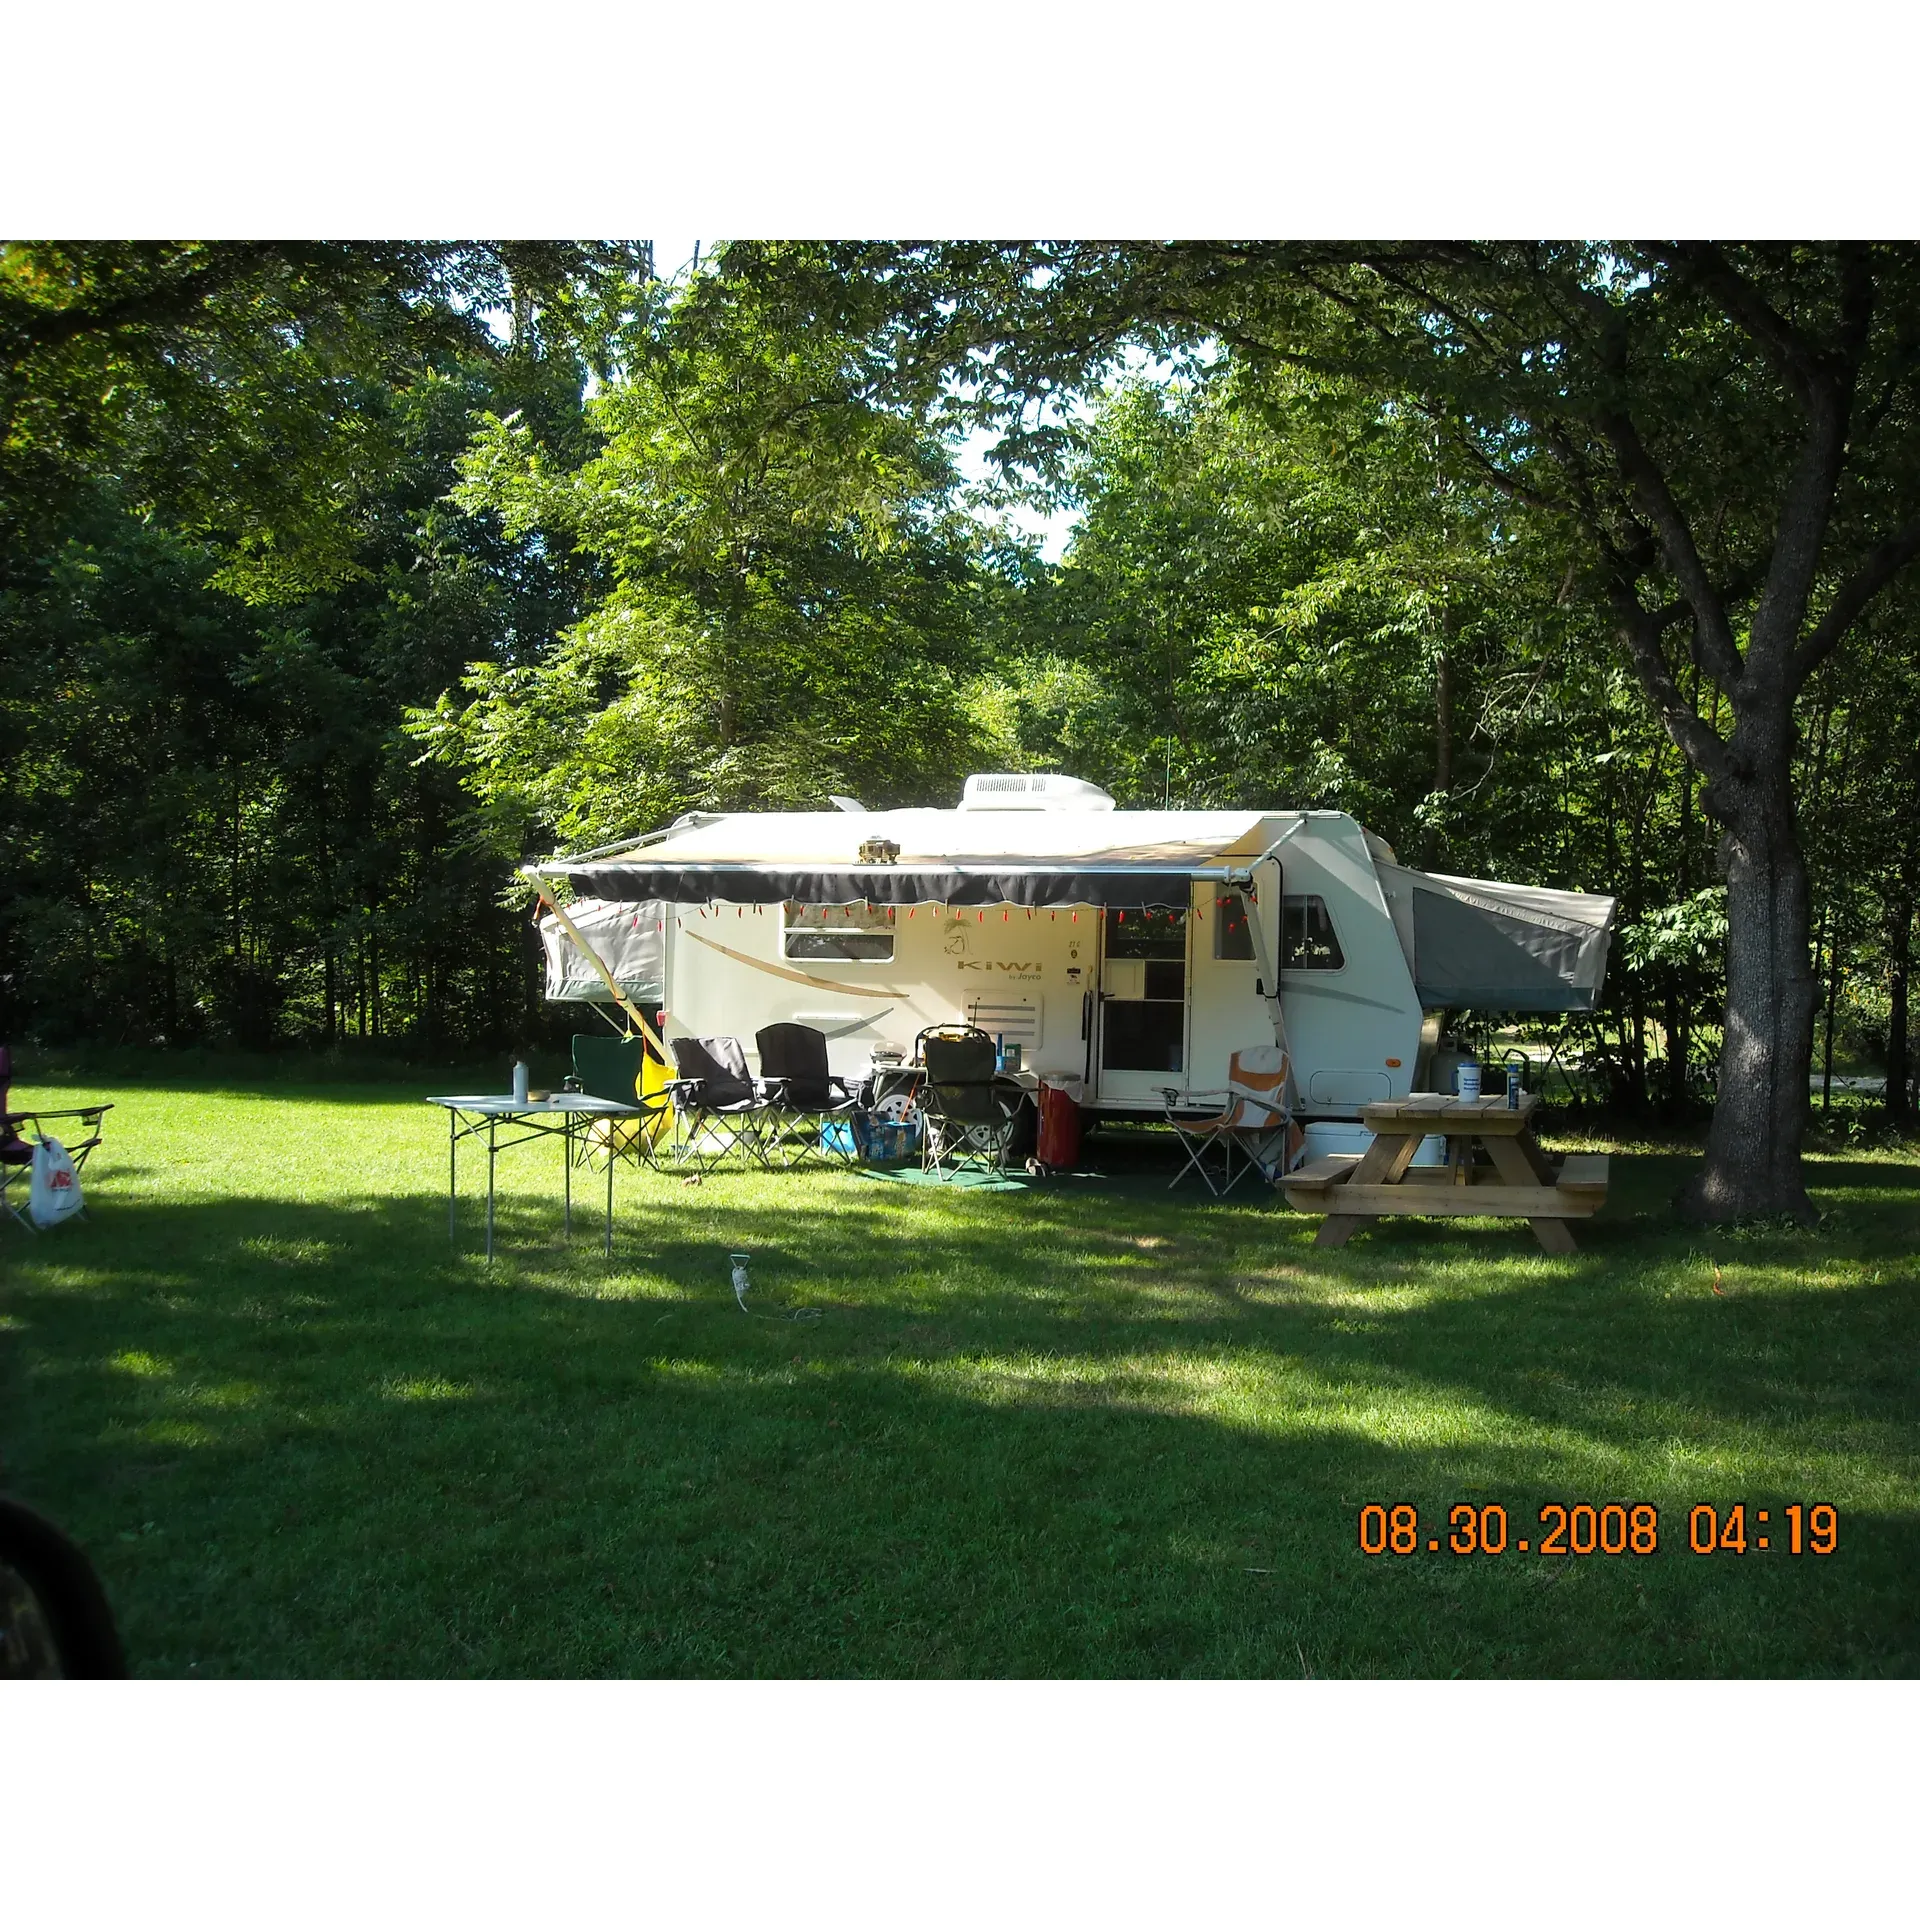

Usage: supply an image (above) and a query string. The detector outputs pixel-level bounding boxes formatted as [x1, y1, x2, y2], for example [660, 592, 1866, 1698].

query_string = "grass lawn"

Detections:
[4, 1075, 1917, 1677]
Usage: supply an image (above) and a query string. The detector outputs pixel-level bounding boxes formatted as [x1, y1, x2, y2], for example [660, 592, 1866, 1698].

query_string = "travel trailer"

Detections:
[527, 775, 1616, 1124]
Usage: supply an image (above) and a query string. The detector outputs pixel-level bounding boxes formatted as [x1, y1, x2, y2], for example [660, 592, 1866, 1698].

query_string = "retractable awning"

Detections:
[532, 807, 1285, 914]
[542, 861, 1214, 911]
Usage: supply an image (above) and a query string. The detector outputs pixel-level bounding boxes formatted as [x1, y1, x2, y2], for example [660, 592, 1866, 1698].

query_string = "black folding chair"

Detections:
[917, 1026, 1020, 1180]
[666, 1036, 772, 1169]
[754, 1023, 860, 1167]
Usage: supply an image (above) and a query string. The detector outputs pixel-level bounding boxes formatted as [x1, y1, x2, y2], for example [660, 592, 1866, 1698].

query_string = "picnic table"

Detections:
[1279, 1091, 1608, 1252]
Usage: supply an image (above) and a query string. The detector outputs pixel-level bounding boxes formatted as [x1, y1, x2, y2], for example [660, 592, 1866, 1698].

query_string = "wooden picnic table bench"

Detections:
[1280, 1091, 1608, 1252]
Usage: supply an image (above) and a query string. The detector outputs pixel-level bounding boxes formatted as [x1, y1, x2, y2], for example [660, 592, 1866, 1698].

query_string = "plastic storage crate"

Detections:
[821, 1113, 923, 1165]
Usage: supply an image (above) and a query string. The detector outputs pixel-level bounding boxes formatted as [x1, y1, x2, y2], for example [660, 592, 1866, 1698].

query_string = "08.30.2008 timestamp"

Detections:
[1358, 1502, 1838, 1558]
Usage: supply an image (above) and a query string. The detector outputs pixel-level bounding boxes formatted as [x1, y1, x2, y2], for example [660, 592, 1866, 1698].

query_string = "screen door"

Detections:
[1096, 904, 1190, 1104]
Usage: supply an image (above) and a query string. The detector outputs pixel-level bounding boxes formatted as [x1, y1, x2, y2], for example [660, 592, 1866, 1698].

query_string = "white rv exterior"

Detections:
[530, 783, 1618, 1122]
[644, 812, 1419, 1114]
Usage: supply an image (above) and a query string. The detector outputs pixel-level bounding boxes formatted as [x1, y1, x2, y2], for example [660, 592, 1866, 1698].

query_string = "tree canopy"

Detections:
[409, 264, 1006, 850]
[699, 241, 1920, 1216]
[4, 238, 1916, 1218]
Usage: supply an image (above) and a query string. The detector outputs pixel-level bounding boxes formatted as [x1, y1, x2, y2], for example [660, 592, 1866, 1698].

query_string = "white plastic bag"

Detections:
[28, 1136, 83, 1228]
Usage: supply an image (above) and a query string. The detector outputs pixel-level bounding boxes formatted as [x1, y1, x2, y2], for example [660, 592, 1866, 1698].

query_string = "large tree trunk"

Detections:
[1683, 775, 1818, 1221]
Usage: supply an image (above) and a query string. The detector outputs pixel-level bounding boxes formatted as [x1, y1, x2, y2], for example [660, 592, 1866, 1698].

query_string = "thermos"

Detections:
[1456, 1058, 1481, 1101]
[512, 1059, 530, 1104]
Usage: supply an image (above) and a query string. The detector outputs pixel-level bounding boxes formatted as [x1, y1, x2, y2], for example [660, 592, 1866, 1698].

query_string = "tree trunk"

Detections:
[1683, 782, 1817, 1221]
[1664, 983, 1688, 1118]
[1623, 986, 1648, 1114]
[1422, 648, 1453, 867]
[1820, 917, 1844, 1114]
[1888, 861, 1914, 1125]
[1816, 700, 1858, 1115]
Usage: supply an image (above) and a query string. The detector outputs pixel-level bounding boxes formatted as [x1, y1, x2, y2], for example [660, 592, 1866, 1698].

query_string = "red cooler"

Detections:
[1037, 1075, 1082, 1170]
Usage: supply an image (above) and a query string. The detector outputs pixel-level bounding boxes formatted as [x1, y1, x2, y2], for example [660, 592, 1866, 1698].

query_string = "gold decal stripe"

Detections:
[681, 927, 911, 999]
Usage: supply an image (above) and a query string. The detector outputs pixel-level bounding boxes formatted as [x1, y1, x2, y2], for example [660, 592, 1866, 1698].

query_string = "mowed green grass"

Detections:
[4, 1079, 1917, 1677]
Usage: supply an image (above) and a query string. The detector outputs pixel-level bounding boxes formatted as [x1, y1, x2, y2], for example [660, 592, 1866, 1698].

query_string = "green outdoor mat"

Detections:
[855, 1165, 1033, 1193]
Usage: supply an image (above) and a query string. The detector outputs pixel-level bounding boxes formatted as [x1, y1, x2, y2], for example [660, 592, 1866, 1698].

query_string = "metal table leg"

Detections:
[448, 1106, 458, 1248]
[564, 1113, 573, 1239]
[486, 1115, 497, 1264]
[605, 1139, 614, 1257]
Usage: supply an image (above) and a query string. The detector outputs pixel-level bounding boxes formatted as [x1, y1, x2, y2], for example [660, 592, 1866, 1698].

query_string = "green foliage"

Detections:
[1620, 889, 1730, 981]
[728, 243, 1920, 1166]
[0, 244, 636, 1053]
[0, 242, 641, 601]
[412, 264, 1005, 846]
[996, 369, 1520, 821]
[5, 235, 1916, 1128]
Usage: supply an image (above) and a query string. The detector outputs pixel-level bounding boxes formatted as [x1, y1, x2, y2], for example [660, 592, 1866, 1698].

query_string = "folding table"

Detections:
[426, 1093, 646, 1261]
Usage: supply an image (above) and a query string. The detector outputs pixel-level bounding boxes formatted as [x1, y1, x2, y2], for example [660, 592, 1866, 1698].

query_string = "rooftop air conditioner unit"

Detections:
[957, 773, 1116, 813]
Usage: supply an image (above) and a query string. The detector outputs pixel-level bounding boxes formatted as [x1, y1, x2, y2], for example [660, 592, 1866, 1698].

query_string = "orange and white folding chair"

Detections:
[1160, 1045, 1301, 1195]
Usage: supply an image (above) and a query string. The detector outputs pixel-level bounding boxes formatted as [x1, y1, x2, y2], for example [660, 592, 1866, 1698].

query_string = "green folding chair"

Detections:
[570, 1034, 662, 1170]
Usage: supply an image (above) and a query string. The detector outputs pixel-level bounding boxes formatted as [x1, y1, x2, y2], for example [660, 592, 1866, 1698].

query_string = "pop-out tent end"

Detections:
[1375, 863, 1617, 1014]
[538, 894, 665, 1005]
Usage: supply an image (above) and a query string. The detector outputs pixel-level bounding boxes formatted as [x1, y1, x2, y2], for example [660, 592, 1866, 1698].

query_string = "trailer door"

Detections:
[1095, 903, 1191, 1106]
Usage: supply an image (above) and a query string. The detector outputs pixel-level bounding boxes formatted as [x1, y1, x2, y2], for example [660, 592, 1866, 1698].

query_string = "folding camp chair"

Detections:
[0, 1046, 112, 1230]
[754, 1023, 860, 1167]
[1160, 1045, 1300, 1196]
[917, 1026, 1021, 1181]
[569, 1033, 669, 1171]
[666, 1036, 772, 1168]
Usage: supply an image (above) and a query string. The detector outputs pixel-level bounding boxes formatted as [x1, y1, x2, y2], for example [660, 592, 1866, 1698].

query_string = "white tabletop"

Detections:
[427, 1093, 644, 1115]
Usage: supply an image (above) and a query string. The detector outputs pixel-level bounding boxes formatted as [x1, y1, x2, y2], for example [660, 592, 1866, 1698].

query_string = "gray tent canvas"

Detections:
[1375, 864, 1617, 1013]
[540, 897, 665, 1004]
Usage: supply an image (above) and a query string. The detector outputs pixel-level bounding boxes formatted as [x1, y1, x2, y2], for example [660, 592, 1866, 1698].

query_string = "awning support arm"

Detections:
[557, 815, 719, 864]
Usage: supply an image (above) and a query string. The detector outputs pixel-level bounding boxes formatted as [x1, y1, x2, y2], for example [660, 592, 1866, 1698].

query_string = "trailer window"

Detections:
[1213, 892, 1345, 970]
[783, 901, 895, 962]
[1282, 895, 1344, 970]
[1214, 893, 1255, 960]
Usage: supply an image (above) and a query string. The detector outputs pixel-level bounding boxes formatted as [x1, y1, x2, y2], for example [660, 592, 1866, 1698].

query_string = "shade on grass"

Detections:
[3, 1079, 1917, 1677]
